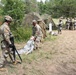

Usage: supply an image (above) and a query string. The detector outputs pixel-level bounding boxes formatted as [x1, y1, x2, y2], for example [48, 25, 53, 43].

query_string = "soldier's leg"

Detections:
[2, 49, 8, 62]
[35, 37, 42, 49]
[0, 57, 6, 71]
[0, 51, 6, 68]
[74, 25, 75, 30]
[58, 27, 60, 34]
[0, 52, 7, 71]
[12, 48, 16, 62]
[34, 41, 38, 49]
[58, 30, 59, 34]
[0, 42, 8, 68]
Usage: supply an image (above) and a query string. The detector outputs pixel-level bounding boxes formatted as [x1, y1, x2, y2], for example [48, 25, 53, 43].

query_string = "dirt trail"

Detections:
[40, 30, 76, 75]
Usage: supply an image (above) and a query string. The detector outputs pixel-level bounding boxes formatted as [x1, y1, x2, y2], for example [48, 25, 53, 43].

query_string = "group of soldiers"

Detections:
[57, 17, 76, 34]
[0, 15, 45, 70]
[65, 18, 76, 30]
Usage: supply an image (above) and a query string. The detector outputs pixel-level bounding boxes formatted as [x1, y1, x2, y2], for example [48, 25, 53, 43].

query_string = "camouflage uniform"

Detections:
[74, 19, 76, 30]
[0, 16, 12, 67]
[32, 23, 43, 48]
[65, 19, 70, 29]
[58, 20, 63, 34]
[37, 20, 46, 38]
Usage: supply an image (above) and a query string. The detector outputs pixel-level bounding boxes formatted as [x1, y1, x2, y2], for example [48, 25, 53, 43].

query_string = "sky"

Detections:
[37, 0, 46, 3]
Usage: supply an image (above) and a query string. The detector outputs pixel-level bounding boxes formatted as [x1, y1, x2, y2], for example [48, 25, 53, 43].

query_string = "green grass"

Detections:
[2, 47, 56, 75]
[12, 27, 32, 43]
[45, 33, 58, 41]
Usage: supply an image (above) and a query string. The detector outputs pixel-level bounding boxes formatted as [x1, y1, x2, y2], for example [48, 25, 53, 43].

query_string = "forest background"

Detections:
[0, 0, 76, 42]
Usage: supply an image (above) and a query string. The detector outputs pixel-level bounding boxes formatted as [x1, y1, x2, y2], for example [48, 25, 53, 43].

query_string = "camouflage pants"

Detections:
[35, 36, 42, 48]
[0, 40, 9, 67]
[0, 55, 5, 68]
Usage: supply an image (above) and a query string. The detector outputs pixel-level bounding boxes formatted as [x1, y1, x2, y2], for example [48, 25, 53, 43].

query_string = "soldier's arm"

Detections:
[3, 26, 11, 44]
[35, 26, 39, 36]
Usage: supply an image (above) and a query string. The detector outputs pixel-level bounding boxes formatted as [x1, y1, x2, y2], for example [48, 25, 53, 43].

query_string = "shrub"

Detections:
[12, 26, 32, 42]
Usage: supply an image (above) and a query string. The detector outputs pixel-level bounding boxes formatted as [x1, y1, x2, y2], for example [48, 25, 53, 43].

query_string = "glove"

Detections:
[9, 44, 13, 48]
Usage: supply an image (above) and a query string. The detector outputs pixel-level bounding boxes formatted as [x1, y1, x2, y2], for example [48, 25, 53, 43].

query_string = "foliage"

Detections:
[12, 26, 32, 42]
[58, 0, 76, 17]
[38, 0, 76, 18]
[1, 0, 33, 42]
[1, 0, 76, 41]
[2, 0, 25, 28]
[24, 0, 38, 14]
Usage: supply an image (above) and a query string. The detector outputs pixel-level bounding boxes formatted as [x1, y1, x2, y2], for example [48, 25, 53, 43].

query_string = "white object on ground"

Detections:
[51, 31, 58, 36]
[17, 39, 35, 55]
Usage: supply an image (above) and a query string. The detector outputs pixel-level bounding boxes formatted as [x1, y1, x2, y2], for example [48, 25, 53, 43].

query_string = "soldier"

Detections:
[69, 18, 73, 30]
[73, 18, 76, 30]
[32, 20, 43, 49]
[58, 19, 63, 34]
[37, 19, 46, 38]
[65, 18, 70, 30]
[0, 15, 16, 69]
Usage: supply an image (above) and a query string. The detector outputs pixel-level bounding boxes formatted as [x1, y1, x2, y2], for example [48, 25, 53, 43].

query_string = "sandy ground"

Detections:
[0, 30, 76, 75]
[41, 30, 76, 75]
[23, 30, 76, 75]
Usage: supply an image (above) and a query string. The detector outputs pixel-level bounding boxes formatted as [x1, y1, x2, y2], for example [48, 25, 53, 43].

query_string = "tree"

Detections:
[38, 1, 47, 15]
[59, 0, 76, 17]
[38, 0, 76, 18]
[2, 0, 25, 28]
[25, 0, 38, 14]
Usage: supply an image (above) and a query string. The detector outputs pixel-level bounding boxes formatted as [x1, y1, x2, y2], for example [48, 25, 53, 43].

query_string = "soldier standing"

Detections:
[69, 18, 73, 30]
[0, 15, 16, 69]
[58, 19, 63, 34]
[65, 18, 70, 30]
[73, 18, 76, 30]
[37, 19, 46, 38]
